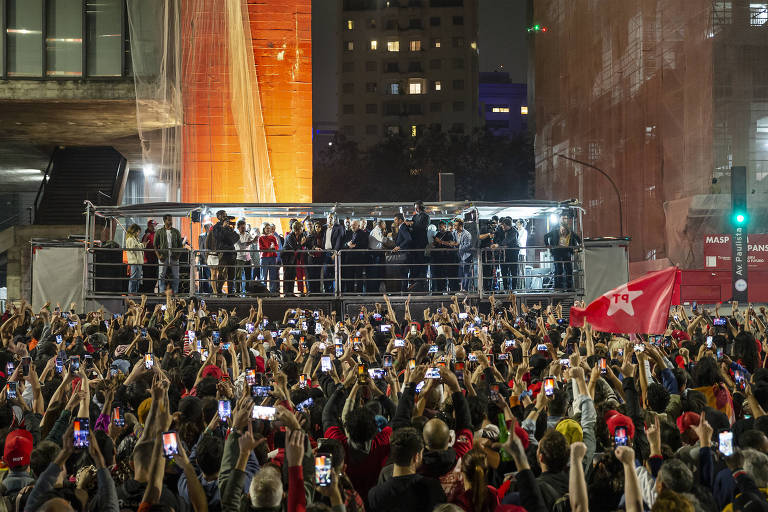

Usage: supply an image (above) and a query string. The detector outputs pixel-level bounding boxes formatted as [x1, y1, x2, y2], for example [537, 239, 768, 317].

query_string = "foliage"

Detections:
[313, 127, 533, 202]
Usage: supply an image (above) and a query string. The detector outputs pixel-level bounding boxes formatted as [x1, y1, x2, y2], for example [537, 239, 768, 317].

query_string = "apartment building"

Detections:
[337, 0, 479, 147]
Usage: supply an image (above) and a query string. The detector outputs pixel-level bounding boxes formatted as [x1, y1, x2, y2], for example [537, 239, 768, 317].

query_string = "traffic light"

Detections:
[527, 24, 549, 33]
[731, 166, 747, 227]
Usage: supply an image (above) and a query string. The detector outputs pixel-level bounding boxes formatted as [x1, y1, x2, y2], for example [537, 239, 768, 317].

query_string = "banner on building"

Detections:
[703, 234, 768, 269]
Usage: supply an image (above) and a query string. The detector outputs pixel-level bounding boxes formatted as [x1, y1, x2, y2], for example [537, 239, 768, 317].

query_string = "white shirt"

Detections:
[518, 227, 528, 256]
[235, 232, 254, 261]
[166, 230, 172, 256]
[325, 225, 333, 250]
[369, 226, 384, 250]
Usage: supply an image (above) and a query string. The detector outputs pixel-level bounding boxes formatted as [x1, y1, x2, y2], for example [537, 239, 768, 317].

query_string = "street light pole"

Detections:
[555, 153, 624, 237]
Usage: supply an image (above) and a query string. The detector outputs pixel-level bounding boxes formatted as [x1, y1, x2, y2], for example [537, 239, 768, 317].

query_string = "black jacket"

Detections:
[544, 228, 581, 249]
[367, 474, 446, 512]
[410, 211, 430, 249]
[209, 221, 240, 253]
[321, 224, 346, 251]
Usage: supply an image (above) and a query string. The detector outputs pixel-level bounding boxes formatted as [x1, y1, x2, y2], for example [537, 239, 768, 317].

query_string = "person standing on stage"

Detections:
[404, 200, 430, 291]
[544, 214, 581, 290]
[141, 219, 158, 293]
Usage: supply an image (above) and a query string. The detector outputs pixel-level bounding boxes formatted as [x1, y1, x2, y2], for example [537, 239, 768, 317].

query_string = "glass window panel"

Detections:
[86, 0, 122, 77]
[7, 0, 44, 77]
[46, 0, 83, 77]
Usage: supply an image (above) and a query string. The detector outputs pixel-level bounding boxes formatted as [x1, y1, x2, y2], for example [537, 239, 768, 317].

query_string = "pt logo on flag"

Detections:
[606, 285, 644, 316]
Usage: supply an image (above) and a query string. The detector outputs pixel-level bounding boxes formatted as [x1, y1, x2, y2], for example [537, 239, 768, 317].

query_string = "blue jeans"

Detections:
[261, 257, 279, 293]
[159, 259, 180, 294]
[129, 264, 143, 293]
[198, 263, 212, 293]
[235, 259, 250, 293]
[460, 260, 473, 292]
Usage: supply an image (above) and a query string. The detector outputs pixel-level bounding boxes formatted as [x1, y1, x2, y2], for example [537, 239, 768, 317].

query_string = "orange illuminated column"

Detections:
[247, 0, 312, 203]
[180, 0, 312, 204]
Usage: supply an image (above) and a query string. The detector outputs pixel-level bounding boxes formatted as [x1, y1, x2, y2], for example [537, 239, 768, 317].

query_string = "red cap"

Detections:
[676, 411, 701, 436]
[4, 429, 33, 468]
[201, 364, 224, 380]
[514, 423, 530, 450]
[605, 410, 635, 439]
[147, 219, 157, 226]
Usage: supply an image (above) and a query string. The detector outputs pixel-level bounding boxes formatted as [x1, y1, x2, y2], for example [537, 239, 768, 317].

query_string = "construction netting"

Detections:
[125, 0, 313, 208]
[533, 0, 768, 275]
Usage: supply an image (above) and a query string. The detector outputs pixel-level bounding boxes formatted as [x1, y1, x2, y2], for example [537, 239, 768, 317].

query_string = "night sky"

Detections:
[311, 0, 528, 124]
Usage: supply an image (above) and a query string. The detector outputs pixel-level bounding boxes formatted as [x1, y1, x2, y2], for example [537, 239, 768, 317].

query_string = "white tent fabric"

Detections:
[32, 247, 84, 311]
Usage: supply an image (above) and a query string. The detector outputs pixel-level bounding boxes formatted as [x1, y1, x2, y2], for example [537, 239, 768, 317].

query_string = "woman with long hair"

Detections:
[125, 224, 145, 294]
[282, 221, 307, 296]
[453, 449, 500, 512]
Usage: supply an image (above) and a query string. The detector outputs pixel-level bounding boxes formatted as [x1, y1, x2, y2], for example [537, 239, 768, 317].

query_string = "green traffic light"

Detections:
[734, 211, 748, 225]
[737, 214, 745, 223]
[533, 24, 540, 30]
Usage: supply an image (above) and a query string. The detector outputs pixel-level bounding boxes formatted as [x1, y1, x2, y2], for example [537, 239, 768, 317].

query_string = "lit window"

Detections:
[521, 106, 529, 115]
[410, 40, 422, 51]
[346, 19, 354, 30]
[751, 3, 768, 25]
[492, 106, 510, 113]
[370, 40, 378, 50]
[434, 81, 441, 91]
[411, 125, 417, 137]
[345, 41, 354, 51]
[390, 82, 400, 94]
[433, 39, 441, 48]
[470, 41, 477, 50]
[409, 81, 422, 94]
[387, 40, 400, 52]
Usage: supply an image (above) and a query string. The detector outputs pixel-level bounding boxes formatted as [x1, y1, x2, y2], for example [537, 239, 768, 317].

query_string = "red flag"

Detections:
[570, 267, 681, 334]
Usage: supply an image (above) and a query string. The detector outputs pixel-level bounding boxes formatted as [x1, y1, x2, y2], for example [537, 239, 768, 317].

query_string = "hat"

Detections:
[556, 419, 584, 445]
[671, 330, 690, 342]
[111, 359, 131, 375]
[514, 423, 530, 450]
[147, 219, 157, 226]
[4, 429, 33, 468]
[137, 397, 153, 425]
[605, 410, 635, 439]
[676, 411, 701, 436]
[480, 423, 500, 442]
[201, 364, 224, 380]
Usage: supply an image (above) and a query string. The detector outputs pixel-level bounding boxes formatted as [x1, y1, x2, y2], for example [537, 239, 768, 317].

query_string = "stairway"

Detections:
[34, 147, 127, 225]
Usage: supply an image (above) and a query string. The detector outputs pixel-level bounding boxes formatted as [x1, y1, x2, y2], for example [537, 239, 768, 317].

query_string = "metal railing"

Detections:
[85, 245, 584, 298]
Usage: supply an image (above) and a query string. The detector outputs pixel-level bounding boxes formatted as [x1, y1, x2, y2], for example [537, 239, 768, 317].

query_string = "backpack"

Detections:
[539, 481, 571, 512]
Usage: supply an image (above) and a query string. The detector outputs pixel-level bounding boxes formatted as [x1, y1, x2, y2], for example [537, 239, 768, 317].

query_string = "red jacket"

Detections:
[259, 235, 279, 258]
[324, 425, 392, 501]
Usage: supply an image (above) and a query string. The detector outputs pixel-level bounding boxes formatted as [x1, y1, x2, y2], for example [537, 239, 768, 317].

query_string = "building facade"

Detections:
[479, 72, 528, 137]
[533, 0, 768, 275]
[337, 0, 480, 148]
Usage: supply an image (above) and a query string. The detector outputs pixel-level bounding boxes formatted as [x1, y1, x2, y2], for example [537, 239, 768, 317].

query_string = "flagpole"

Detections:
[556, 153, 624, 237]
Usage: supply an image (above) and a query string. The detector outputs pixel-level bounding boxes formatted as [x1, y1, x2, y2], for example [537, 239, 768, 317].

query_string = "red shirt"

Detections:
[324, 425, 392, 501]
[259, 235, 279, 258]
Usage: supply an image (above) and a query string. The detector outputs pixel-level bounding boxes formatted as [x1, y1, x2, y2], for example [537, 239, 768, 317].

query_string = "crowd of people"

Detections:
[123, 204, 582, 297]
[0, 293, 767, 512]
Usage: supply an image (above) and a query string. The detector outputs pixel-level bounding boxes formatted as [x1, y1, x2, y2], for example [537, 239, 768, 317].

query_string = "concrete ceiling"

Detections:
[0, 100, 150, 193]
